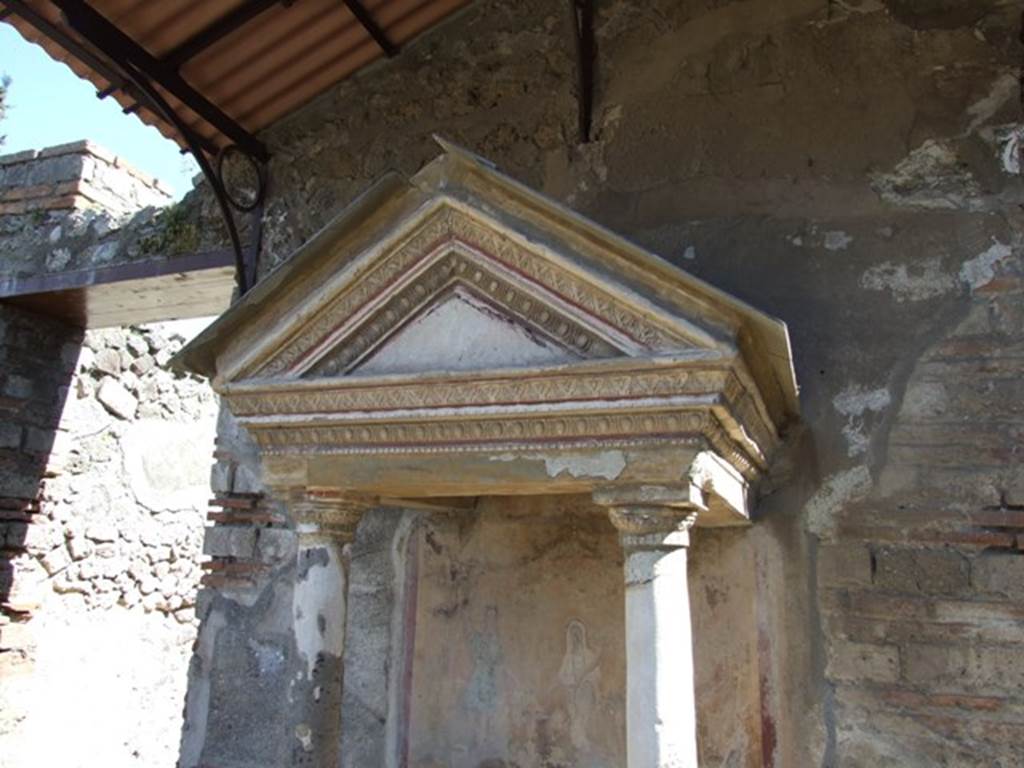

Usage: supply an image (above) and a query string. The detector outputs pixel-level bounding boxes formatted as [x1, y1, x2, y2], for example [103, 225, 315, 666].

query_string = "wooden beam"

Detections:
[341, 0, 398, 57]
[51, 0, 269, 161]
[163, 0, 286, 67]
[3, 268, 235, 328]
[0, 248, 236, 298]
[0, 250, 237, 328]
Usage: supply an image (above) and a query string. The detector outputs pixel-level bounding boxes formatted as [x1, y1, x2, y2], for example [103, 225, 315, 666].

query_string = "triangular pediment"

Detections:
[233, 204, 720, 382]
[333, 287, 589, 377]
[285, 223, 647, 379]
[176, 138, 799, 428]
[174, 140, 800, 493]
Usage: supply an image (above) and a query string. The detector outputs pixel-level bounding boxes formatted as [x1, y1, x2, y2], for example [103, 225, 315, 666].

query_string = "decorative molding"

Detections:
[230, 359, 729, 414]
[606, 505, 700, 535]
[446, 209, 697, 352]
[179, 151, 799, 501]
[251, 409, 711, 449]
[224, 357, 776, 479]
[242, 407, 761, 480]
[286, 490, 372, 544]
[251, 206, 699, 379]
[255, 208, 455, 378]
[229, 362, 775, 454]
[305, 252, 621, 377]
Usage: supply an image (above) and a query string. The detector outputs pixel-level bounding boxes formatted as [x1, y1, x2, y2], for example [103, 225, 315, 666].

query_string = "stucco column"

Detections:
[289, 491, 368, 763]
[595, 487, 705, 768]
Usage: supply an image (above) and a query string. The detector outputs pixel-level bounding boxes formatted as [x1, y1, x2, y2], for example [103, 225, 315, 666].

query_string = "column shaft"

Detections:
[623, 544, 697, 767]
[288, 492, 368, 765]
[597, 496, 703, 768]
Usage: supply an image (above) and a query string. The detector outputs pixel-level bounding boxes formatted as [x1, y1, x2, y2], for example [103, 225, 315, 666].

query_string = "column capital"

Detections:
[601, 488, 703, 765]
[276, 487, 375, 544]
[607, 505, 700, 549]
[593, 484, 705, 549]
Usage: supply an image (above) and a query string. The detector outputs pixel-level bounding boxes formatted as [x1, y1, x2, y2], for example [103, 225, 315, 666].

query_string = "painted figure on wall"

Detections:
[558, 619, 601, 752]
[463, 604, 505, 756]
[403, 505, 628, 767]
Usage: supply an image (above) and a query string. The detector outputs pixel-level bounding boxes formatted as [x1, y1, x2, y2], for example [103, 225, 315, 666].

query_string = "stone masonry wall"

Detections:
[0, 140, 172, 219]
[0, 318, 217, 767]
[0, 304, 80, 611]
[0, 140, 231, 286]
[816, 251, 1024, 765]
[0, 137, 224, 767]
[180, 1, 1024, 766]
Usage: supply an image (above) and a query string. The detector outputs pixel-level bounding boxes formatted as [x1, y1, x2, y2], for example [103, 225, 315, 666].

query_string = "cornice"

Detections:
[244, 205, 713, 380]
[221, 354, 777, 477]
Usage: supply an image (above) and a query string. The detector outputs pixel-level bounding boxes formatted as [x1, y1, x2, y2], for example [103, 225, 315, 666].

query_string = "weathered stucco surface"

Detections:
[177, 2, 1018, 763]
[405, 496, 627, 768]
[179, 1, 1024, 765]
[2, 0, 1023, 765]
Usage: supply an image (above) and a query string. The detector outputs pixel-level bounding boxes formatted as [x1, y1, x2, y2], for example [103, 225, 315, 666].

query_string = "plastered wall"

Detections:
[184, 1, 1023, 765]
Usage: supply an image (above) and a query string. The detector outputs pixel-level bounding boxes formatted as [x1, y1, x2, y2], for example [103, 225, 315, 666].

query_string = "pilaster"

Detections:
[596, 486, 705, 768]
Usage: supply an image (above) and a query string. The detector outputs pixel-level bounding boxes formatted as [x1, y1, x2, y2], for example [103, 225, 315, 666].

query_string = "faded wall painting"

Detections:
[402, 495, 626, 768]
[689, 528, 766, 767]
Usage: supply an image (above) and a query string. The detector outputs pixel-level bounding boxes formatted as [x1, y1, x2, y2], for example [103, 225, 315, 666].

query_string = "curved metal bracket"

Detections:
[216, 144, 267, 213]
[106, 66, 254, 296]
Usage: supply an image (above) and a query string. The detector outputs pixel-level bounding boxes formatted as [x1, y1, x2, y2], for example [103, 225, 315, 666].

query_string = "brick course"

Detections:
[818, 260, 1024, 764]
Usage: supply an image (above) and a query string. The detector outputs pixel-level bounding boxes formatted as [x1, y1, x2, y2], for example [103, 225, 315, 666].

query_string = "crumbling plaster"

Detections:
[172, 0, 1024, 766]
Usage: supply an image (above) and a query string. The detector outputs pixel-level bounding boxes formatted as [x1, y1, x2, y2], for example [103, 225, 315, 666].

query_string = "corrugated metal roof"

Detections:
[4, 0, 469, 156]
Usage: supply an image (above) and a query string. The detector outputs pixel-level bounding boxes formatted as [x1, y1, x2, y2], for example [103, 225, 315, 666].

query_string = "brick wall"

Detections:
[819, 264, 1024, 765]
[0, 140, 172, 219]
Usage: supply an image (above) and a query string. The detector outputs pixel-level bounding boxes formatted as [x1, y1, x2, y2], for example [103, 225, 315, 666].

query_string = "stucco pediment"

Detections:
[215, 199, 727, 383]
[251, 203, 712, 382]
[176, 139, 798, 518]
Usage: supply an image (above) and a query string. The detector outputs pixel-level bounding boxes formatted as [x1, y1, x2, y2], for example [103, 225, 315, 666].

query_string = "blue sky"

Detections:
[1, 23, 197, 199]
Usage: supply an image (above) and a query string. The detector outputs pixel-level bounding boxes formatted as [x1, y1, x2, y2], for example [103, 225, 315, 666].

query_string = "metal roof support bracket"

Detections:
[6, 0, 268, 296]
[52, 0, 269, 162]
[569, 0, 595, 144]
[113, 67, 255, 296]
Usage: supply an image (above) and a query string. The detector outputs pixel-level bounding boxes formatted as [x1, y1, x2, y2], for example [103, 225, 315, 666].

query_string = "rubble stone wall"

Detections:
[0, 140, 230, 285]
[0, 304, 80, 608]
[35, 322, 214, 615]
[0, 316, 216, 767]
